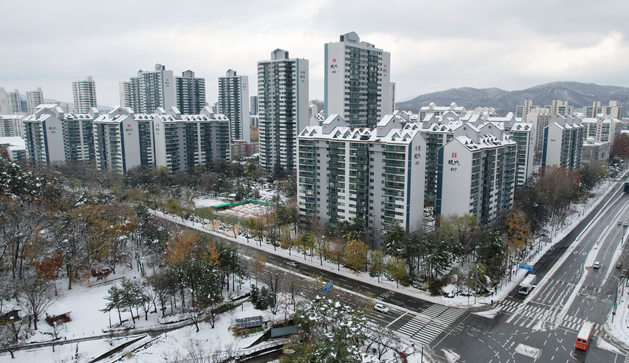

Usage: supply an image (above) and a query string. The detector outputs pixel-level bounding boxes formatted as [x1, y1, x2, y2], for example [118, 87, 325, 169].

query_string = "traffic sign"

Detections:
[519, 263, 533, 271]
[322, 281, 334, 292]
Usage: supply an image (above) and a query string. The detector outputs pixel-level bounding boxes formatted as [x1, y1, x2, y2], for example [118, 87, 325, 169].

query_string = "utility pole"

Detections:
[474, 263, 478, 305]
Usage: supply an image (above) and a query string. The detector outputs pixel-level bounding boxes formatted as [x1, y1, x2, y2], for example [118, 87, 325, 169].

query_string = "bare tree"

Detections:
[261, 268, 285, 315]
[0, 316, 24, 359]
[366, 326, 400, 360]
[19, 275, 57, 330]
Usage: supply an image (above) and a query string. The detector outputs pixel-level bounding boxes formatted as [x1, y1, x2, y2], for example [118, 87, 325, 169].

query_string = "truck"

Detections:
[519, 274, 537, 295]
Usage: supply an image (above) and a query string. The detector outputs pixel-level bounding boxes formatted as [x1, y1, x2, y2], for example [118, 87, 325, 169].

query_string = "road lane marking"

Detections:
[385, 311, 407, 329]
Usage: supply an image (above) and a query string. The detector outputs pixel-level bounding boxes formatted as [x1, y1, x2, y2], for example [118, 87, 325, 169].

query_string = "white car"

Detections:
[286, 262, 298, 268]
[593, 261, 601, 269]
[374, 303, 389, 314]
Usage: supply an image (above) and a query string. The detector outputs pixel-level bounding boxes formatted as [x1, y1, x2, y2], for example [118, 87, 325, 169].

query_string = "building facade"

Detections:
[176, 70, 206, 115]
[258, 49, 309, 173]
[26, 88, 44, 115]
[0, 114, 24, 137]
[436, 128, 517, 225]
[23, 104, 99, 167]
[541, 115, 584, 170]
[7, 90, 23, 114]
[324, 32, 391, 128]
[297, 114, 425, 236]
[93, 106, 230, 174]
[121, 64, 176, 114]
[218, 69, 250, 141]
[72, 76, 98, 114]
[583, 101, 624, 119]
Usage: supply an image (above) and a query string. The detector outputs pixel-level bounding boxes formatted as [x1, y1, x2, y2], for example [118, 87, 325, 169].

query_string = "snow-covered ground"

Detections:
[2, 177, 624, 362]
[0, 267, 281, 363]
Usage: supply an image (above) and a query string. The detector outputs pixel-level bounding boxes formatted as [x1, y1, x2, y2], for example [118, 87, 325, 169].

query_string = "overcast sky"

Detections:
[2, 0, 629, 108]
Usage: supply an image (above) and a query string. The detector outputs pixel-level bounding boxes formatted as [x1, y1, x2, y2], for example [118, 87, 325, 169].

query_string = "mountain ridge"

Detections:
[397, 81, 629, 117]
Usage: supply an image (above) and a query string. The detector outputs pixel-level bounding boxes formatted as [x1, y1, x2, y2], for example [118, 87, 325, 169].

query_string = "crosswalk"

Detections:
[396, 305, 464, 345]
[496, 300, 609, 340]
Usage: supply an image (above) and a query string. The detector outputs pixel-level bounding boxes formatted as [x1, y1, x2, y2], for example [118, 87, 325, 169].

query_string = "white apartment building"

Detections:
[515, 100, 535, 119]
[26, 88, 44, 115]
[93, 106, 230, 174]
[0, 88, 9, 114]
[324, 32, 391, 128]
[72, 76, 98, 114]
[121, 64, 176, 114]
[7, 90, 23, 114]
[23, 104, 99, 167]
[437, 125, 517, 226]
[258, 49, 309, 173]
[93, 107, 149, 174]
[176, 70, 206, 115]
[542, 115, 584, 170]
[582, 115, 622, 146]
[548, 100, 573, 116]
[0, 137, 26, 163]
[583, 101, 624, 119]
[218, 69, 249, 141]
[297, 114, 425, 235]
[524, 106, 551, 155]
[419, 103, 466, 122]
[0, 114, 24, 137]
[582, 138, 610, 167]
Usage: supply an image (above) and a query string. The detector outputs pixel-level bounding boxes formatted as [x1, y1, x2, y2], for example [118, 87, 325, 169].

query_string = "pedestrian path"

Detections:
[496, 300, 610, 340]
[396, 305, 465, 345]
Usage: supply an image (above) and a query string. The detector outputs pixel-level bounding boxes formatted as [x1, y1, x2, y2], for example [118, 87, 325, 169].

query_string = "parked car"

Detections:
[286, 261, 298, 268]
[374, 303, 389, 314]
[593, 261, 601, 269]
[617, 262, 622, 269]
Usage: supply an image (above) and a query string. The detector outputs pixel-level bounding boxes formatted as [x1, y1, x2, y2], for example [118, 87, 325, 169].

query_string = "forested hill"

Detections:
[397, 82, 629, 116]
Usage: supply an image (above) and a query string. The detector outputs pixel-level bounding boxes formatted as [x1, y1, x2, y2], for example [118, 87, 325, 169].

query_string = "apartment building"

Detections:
[437, 126, 517, 225]
[72, 76, 98, 113]
[524, 107, 551, 155]
[324, 32, 390, 128]
[26, 88, 44, 115]
[23, 104, 99, 167]
[218, 69, 249, 141]
[582, 138, 610, 167]
[583, 101, 624, 119]
[541, 115, 585, 170]
[0, 114, 24, 137]
[93, 106, 230, 174]
[548, 100, 573, 116]
[419, 102, 466, 122]
[121, 64, 177, 114]
[581, 115, 622, 147]
[7, 90, 23, 114]
[175, 70, 206, 115]
[258, 49, 309, 173]
[297, 114, 425, 235]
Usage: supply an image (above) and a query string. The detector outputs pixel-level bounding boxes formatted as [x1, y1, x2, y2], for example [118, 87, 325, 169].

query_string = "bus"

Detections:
[575, 321, 595, 350]
[518, 274, 537, 295]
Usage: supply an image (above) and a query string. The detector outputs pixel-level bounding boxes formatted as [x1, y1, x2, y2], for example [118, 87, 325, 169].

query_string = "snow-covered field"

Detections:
[0, 268, 274, 363]
[216, 202, 271, 220]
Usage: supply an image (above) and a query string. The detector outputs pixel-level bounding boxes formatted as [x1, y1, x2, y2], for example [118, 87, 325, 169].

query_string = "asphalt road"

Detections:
[168, 180, 628, 362]
[432, 182, 629, 363]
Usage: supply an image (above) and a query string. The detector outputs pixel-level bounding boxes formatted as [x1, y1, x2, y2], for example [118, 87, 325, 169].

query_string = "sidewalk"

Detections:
[151, 178, 620, 310]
